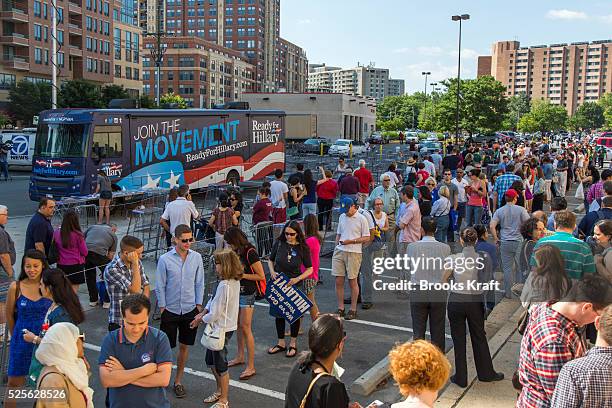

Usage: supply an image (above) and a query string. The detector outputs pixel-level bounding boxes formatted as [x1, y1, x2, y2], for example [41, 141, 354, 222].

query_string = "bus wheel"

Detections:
[226, 170, 240, 186]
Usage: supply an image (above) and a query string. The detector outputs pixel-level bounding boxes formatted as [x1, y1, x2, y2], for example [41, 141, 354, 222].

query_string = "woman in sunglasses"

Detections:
[267, 221, 313, 358]
[285, 314, 362, 408]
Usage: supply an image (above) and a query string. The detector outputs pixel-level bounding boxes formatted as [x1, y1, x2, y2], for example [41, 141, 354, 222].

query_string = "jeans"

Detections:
[500, 240, 522, 298]
[0, 161, 7, 180]
[435, 215, 450, 243]
[359, 244, 376, 303]
[317, 198, 334, 231]
[302, 203, 317, 218]
[465, 205, 483, 227]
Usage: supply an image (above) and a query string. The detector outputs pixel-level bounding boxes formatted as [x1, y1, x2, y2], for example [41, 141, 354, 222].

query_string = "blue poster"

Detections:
[266, 273, 312, 324]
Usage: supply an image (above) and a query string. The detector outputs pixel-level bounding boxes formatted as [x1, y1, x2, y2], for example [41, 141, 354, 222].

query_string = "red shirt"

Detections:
[252, 198, 273, 224]
[416, 170, 430, 186]
[316, 179, 338, 200]
[354, 168, 373, 194]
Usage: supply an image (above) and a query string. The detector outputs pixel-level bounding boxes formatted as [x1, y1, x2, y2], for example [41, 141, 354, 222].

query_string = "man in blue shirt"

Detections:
[24, 197, 55, 256]
[155, 224, 204, 398]
[99, 293, 172, 408]
[542, 156, 554, 203]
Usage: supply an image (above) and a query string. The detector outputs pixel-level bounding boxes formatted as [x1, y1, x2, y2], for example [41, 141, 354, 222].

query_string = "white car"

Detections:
[405, 132, 419, 143]
[328, 139, 366, 156]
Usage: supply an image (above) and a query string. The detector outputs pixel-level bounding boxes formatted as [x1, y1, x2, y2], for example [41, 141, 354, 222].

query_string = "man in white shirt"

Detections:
[160, 185, 199, 237]
[383, 164, 400, 189]
[452, 169, 469, 231]
[270, 168, 289, 223]
[332, 197, 370, 321]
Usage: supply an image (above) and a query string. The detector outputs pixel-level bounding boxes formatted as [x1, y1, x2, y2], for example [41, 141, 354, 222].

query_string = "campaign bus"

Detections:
[29, 108, 285, 201]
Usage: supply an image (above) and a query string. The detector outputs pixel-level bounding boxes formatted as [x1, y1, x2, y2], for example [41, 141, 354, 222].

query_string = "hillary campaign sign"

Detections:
[266, 273, 312, 324]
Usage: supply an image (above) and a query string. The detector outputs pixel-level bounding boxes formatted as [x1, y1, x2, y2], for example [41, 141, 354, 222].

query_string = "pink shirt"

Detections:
[301, 236, 321, 281]
[53, 230, 88, 265]
[467, 180, 485, 207]
[399, 200, 421, 243]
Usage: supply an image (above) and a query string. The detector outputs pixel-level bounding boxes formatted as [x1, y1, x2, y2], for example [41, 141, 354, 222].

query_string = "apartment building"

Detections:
[478, 40, 612, 114]
[145, 0, 306, 92]
[142, 35, 255, 108]
[113, 0, 142, 98]
[307, 63, 405, 101]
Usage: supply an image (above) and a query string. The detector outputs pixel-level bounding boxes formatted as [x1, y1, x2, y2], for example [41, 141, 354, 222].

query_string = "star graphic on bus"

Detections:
[143, 174, 161, 189]
[164, 170, 181, 188]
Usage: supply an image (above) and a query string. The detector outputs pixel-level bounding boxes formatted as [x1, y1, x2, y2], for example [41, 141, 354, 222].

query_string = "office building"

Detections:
[142, 36, 255, 108]
[242, 92, 377, 141]
[138, 0, 164, 33]
[307, 63, 404, 100]
[159, 0, 307, 92]
[113, 0, 143, 98]
[478, 40, 612, 114]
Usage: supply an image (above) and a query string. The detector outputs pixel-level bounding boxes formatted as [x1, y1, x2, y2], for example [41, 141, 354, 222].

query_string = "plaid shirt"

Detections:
[104, 256, 149, 324]
[550, 346, 612, 408]
[494, 173, 521, 204]
[517, 303, 586, 408]
[586, 181, 604, 204]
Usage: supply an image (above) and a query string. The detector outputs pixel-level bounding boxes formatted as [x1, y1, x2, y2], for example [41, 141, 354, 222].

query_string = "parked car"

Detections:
[405, 132, 419, 143]
[419, 141, 442, 155]
[369, 132, 387, 144]
[329, 139, 366, 156]
[299, 137, 331, 154]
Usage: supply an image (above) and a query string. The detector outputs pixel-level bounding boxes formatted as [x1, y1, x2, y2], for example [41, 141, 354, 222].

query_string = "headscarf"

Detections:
[35, 322, 94, 408]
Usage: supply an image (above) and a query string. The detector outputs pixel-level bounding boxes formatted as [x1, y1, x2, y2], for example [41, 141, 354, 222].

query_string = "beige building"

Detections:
[478, 40, 612, 114]
[241, 92, 377, 141]
[138, 0, 165, 33]
[307, 63, 404, 101]
[113, 0, 143, 98]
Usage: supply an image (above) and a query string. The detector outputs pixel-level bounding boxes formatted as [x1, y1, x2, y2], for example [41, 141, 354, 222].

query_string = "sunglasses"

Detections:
[383, 179, 391, 181]
[230, 198, 237, 201]
[285, 232, 297, 237]
[180, 238, 194, 243]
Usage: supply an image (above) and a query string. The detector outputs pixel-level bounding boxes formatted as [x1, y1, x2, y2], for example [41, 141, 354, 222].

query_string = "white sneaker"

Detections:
[89, 301, 98, 307]
[103, 302, 111, 309]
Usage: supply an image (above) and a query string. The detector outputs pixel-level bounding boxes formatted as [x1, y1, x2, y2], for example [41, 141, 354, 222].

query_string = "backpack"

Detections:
[405, 166, 417, 184]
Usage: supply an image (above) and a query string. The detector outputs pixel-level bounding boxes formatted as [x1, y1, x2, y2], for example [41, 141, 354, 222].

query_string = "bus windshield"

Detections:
[35, 123, 89, 158]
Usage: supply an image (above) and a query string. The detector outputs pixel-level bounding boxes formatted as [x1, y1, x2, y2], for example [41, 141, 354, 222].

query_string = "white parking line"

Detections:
[84, 343, 286, 401]
[252, 302, 452, 339]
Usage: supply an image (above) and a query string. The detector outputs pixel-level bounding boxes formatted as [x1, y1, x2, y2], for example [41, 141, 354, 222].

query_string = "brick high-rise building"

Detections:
[142, 36, 255, 108]
[276, 37, 307, 92]
[159, 0, 306, 92]
[0, 0, 142, 108]
[478, 40, 612, 114]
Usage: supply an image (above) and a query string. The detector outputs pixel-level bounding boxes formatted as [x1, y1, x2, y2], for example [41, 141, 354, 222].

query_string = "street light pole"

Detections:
[451, 14, 470, 141]
[51, 0, 57, 108]
[144, 9, 173, 107]
[422, 71, 430, 127]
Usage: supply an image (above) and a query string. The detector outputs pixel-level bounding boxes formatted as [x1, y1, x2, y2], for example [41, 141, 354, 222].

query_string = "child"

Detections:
[190, 249, 242, 408]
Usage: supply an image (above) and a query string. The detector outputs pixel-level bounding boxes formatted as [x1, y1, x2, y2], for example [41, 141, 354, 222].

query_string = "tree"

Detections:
[101, 84, 129, 107]
[0, 112, 11, 128]
[160, 92, 187, 109]
[599, 93, 612, 129]
[518, 99, 567, 133]
[139, 94, 156, 109]
[502, 93, 530, 130]
[58, 79, 104, 108]
[7, 80, 52, 126]
[378, 117, 404, 131]
[377, 94, 423, 130]
[567, 102, 605, 131]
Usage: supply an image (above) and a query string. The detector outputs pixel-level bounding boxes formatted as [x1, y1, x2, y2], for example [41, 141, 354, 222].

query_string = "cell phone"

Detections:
[367, 401, 385, 408]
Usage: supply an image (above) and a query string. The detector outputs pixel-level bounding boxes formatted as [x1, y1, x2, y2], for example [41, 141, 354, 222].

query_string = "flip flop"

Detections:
[239, 370, 256, 380]
[228, 359, 245, 368]
[267, 344, 286, 354]
[286, 346, 298, 358]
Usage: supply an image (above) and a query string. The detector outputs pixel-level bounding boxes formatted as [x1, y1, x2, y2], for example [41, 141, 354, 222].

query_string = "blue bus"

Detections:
[29, 108, 285, 201]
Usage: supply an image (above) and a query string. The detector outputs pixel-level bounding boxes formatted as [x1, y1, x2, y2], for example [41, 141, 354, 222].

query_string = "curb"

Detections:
[351, 298, 523, 399]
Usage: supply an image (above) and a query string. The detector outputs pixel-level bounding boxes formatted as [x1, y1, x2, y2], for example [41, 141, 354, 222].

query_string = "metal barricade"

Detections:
[191, 241, 218, 305]
[252, 221, 274, 258]
[127, 207, 164, 260]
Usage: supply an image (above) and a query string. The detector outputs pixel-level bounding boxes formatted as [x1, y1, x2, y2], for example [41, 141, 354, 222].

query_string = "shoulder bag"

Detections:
[200, 284, 229, 351]
[246, 247, 267, 299]
[299, 372, 331, 408]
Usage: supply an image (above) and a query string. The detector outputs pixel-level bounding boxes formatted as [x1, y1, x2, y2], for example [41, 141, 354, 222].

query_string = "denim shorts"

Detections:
[239, 293, 256, 308]
[205, 331, 234, 375]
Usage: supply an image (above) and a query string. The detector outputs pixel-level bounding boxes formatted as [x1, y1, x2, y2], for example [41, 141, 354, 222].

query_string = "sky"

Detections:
[280, 0, 612, 93]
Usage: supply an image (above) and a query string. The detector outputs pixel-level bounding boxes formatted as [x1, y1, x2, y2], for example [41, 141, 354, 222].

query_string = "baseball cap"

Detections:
[339, 197, 356, 214]
[505, 189, 519, 200]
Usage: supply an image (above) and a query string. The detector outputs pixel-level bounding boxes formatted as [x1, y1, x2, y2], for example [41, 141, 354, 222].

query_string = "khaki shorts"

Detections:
[331, 250, 362, 280]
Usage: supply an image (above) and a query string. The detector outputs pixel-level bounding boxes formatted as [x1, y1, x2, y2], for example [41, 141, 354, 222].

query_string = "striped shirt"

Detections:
[550, 346, 612, 408]
[530, 232, 596, 280]
[517, 303, 586, 408]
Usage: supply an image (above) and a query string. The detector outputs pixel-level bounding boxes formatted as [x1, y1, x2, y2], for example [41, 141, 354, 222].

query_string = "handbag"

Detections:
[245, 247, 267, 299]
[449, 208, 459, 231]
[299, 372, 330, 408]
[287, 206, 299, 217]
[200, 284, 230, 351]
[575, 182, 584, 199]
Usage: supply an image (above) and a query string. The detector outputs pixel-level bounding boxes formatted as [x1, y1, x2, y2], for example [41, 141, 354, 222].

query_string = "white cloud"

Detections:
[298, 19, 312, 25]
[415, 46, 444, 57]
[449, 48, 479, 60]
[546, 9, 588, 20]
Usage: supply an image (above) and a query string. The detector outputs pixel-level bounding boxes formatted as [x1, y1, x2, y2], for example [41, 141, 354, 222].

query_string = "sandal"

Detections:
[286, 346, 297, 358]
[267, 344, 286, 354]
[227, 359, 245, 368]
[239, 369, 256, 380]
[210, 402, 229, 408]
[203, 391, 221, 403]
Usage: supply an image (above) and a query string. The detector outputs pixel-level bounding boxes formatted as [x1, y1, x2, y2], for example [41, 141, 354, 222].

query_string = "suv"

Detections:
[299, 138, 331, 154]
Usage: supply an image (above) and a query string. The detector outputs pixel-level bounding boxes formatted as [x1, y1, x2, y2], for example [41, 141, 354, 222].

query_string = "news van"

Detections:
[29, 108, 285, 201]
[0, 128, 37, 167]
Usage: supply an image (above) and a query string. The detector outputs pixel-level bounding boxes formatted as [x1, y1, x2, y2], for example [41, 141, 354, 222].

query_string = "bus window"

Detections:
[35, 123, 89, 158]
[92, 125, 122, 160]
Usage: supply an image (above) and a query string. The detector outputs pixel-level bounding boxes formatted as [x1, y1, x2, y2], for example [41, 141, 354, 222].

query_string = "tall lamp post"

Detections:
[422, 71, 431, 127]
[451, 14, 470, 141]
[144, 9, 173, 107]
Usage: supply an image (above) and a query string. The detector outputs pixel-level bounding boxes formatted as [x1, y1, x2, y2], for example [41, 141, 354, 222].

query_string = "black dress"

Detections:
[284, 362, 349, 408]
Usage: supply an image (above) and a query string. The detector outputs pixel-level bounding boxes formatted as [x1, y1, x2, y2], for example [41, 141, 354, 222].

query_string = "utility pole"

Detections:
[451, 14, 470, 141]
[422, 71, 430, 126]
[144, 7, 173, 106]
[51, 0, 57, 108]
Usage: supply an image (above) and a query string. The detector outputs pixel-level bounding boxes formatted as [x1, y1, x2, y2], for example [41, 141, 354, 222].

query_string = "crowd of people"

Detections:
[0, 136, 611, 407]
